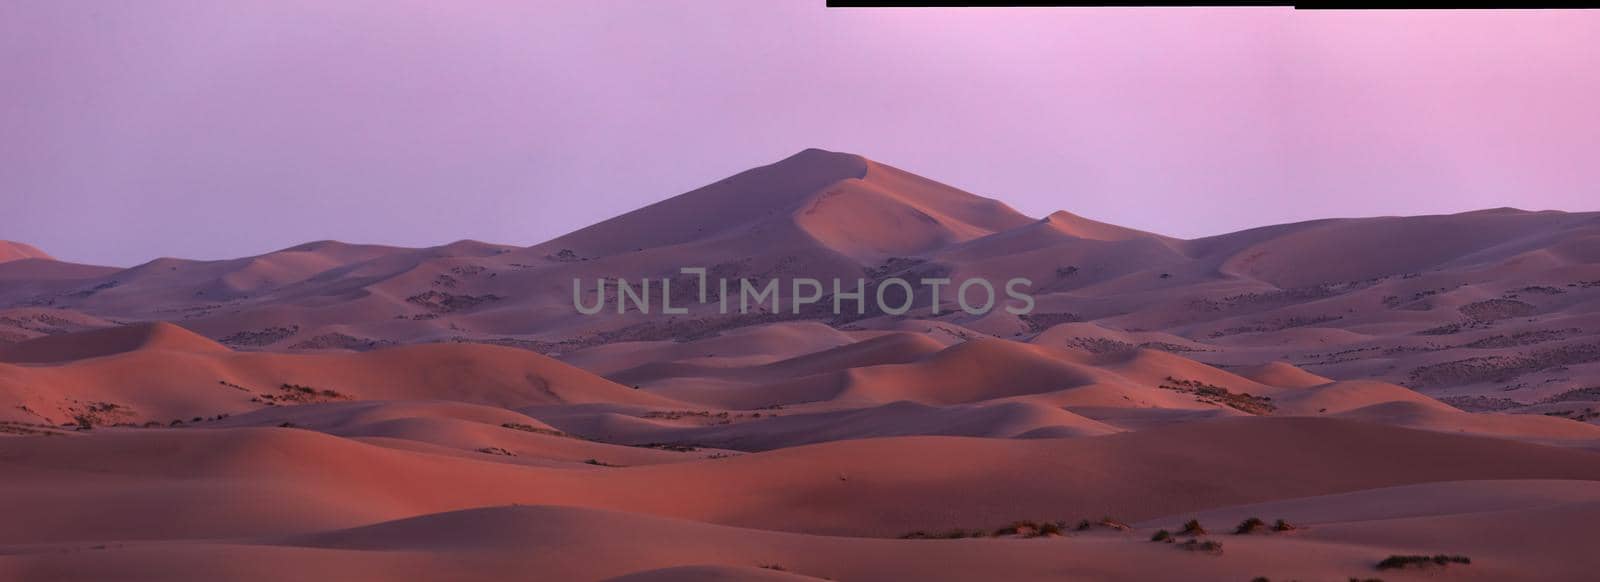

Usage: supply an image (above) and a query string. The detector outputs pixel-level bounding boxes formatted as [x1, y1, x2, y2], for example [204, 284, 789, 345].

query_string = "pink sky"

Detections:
[3, 2, 1597, 266]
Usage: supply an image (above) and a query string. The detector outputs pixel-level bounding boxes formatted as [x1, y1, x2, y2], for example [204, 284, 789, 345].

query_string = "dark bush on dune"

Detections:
[1179, 519, 1206, 536]
[1234, 517, 1266, 534]
[1376, 554, 1471, 570]
[1179, 539, 1223, 554]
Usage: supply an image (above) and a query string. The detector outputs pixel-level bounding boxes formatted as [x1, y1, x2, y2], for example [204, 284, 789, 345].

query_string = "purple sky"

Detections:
[4, 3, 1598, 266]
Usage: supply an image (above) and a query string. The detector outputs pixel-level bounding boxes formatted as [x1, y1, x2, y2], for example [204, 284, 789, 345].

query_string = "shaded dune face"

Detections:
[4, 150, 1600, 581]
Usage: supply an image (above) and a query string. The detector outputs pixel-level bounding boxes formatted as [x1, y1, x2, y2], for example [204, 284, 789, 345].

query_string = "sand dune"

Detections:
[0, 241, 51, 263]
[4, 150, 1600, 580]
[5, 416, 1599, 542]
[528, 399, 1121, 450]
[0, 325, 681, 425]
[0, 321, 227, 364]
[1232, 361, 1334, 388]
[10, 499, 1595, 582]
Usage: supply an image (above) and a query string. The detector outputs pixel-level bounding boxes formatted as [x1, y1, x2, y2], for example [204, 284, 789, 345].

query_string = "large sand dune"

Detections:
[4, 150, 1600, 580]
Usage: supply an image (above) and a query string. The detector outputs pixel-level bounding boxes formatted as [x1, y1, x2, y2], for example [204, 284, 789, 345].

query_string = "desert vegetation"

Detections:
[1159, 377, 1276, 415]
[1375, 554, 1471, 570]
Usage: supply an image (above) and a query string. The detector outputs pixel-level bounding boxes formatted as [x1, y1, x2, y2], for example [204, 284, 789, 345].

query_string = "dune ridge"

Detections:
[4, 150, 1600, 580]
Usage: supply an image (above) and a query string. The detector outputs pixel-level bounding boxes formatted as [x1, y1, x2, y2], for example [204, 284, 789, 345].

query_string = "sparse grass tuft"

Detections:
[1178, 539, 1223, 554]
[1234, 517, 1266, 534]
[1376, 554, 1470, 570]
[1150, 529, 1172, 542]
[1179, 519, 1207, 536]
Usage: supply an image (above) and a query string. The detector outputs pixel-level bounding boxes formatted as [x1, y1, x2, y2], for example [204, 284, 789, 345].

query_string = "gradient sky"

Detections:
[3, 2, 1598, 266]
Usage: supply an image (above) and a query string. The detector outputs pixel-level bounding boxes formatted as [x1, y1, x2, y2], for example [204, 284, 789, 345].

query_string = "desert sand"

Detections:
[3, 149, 1600, 581]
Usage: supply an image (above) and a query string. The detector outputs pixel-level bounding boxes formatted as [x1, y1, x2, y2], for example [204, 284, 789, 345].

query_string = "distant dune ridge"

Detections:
[3, 149, 1600, 581]
[0, 240, 53, 263]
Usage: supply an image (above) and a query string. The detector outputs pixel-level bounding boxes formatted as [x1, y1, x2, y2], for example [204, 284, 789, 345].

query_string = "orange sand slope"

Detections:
[3, 320, 1600, 580]
[3, 150, 1600, 581]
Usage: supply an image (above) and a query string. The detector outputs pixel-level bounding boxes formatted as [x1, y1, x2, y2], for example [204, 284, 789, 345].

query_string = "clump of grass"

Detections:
[1234, 517, 1266, 534]
[994, 520, 1062, 538]
[1151, 529, 1172, 542]
[929, 529, 973, 539]
[902, 519, 1070, 540]
[1179, 539, 1223, 554]
[1076, 517, 1131, 532]
[1272, 518, 1297, 532]
[583, 458, 619, 467]
[500, 422, 580, 439]
[1178, 519, 1207, 536]
[1376, 554, 1470, 570]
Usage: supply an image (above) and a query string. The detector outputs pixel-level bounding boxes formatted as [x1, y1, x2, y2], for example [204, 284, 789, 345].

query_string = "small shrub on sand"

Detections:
[1272, 519, 1297, 532]
[1234, 517, 1266, 534]
[1376, 554, 1470, 570]
[1179, 539, 1223, 554]
[1178, 519, 1207, 536]
[1075, 517, 1131, 532]
[900, 529, 975, 540]
[994, 520, 1058, 538]
[1151, 529, 1172, 542]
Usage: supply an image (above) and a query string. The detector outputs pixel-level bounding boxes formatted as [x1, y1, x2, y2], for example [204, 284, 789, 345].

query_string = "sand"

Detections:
[3, 149, 1600, 580]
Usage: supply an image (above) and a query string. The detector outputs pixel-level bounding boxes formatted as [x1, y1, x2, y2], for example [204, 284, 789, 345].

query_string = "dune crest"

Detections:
[3, 151, 1600, 581]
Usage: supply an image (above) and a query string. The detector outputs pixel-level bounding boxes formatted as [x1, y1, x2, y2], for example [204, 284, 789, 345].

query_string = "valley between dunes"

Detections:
[4, 150, 1600, 581]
